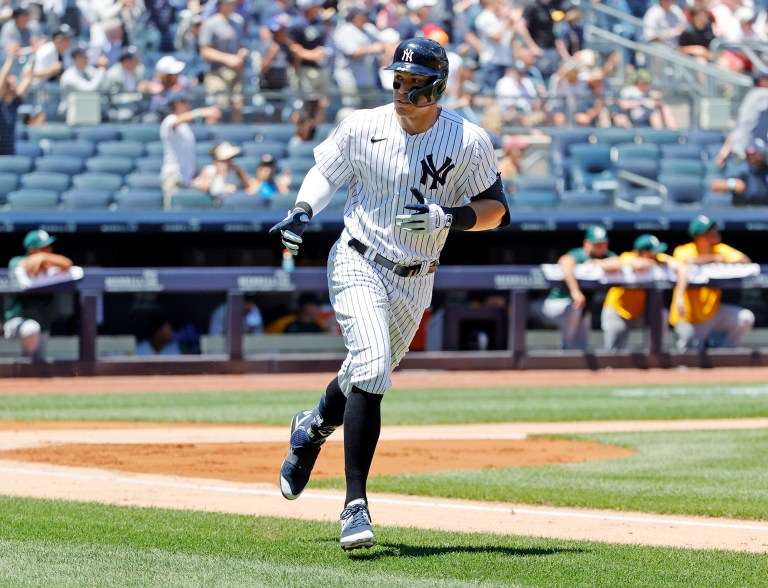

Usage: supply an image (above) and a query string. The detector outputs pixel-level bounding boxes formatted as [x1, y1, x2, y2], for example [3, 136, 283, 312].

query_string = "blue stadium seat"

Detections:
[0, 155, 33, 174]
[6, 189, 60, 209]
[0, 171, 19, 204]
[287, 141, 318, 159]
[72, 172, 125, 192]
[218, 191, 268, 210]
[146, 141, 164, 157]
[195, 141, 217, 156]
[559, 189, 611, 207]
[188, 124, 212, 141]
[85, 155, 135, 175]
[14, 140, 43, 159]
[568, 144, 615, 191]
[278, 157, 315, 176]
[75, 125, 121, 143]
[658, 158, 705, 176]
[241, 140, 288, 159]
[615, 158, 661, 206]
[119, 124, 161, 142]
[34, 155, 85, 175]
[47, 139, 96, 158]
[508, 175, 561, 207]
[113, 188, 164, 210]
[234, 156, 264, 172]
[124, 172, 161, 189]
[20, 171, 71, 191]
[168, 188, 215, 209]
[135, 157, 163, 173]
[660, 143, 703, 160]
[682, 129, 725, 148]
[252, 123, 296, 143]
[634, 129, 682, 145]
[211, 125, 259, 144]
[27, 124, 75, 144]
[60, 188, 114, 210]
[548, 129, 591, 189]
[97, 140, 146, 158]
[658, 173, 705, 205]
[611, 142, 660, 165]
[590, 128, 635, 146]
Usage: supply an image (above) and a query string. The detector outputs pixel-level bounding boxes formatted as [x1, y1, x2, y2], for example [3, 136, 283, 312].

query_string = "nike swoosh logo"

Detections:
[370, 138, 387, 143]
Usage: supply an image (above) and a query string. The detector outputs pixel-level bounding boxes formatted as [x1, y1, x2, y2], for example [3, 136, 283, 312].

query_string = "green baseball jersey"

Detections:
[546, 247, 617, 301]
[4, 255, 58, 330]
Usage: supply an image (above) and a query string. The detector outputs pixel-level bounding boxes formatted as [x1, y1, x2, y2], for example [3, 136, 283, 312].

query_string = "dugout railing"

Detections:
[1, 264, 767, 377]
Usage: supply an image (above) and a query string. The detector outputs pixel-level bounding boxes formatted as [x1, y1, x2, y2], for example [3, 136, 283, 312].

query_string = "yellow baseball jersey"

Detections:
[669, 242, 745, 325]
[603, 251, 671, 320]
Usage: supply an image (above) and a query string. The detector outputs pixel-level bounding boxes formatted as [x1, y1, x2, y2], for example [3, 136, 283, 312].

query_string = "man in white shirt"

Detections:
[30, 24, 73, 88]
[58, 42, 108, 116]
[159, 93, 221, 208]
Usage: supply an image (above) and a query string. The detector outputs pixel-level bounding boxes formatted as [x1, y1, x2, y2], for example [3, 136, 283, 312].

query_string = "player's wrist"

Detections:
[442, 205, 476, 231]
[294, 201, 314, 219]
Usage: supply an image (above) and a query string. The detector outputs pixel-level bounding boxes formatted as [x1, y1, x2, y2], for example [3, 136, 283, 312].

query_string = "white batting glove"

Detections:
[395, 188, 452, 234]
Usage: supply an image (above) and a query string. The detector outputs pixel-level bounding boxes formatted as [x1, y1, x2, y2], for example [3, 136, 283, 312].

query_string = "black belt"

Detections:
[348, 238, 438, 277]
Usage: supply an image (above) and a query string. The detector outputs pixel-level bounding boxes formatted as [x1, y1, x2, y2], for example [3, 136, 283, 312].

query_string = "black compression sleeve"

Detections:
[443, 205, 477, 230]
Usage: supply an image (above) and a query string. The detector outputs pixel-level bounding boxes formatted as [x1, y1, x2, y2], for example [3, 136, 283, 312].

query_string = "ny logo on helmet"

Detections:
[402, 48, 414, 62]
[419, 155, 455, 189]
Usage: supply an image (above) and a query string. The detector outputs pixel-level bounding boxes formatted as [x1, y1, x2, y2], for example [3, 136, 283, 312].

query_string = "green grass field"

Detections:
[1, 379, 767, 586]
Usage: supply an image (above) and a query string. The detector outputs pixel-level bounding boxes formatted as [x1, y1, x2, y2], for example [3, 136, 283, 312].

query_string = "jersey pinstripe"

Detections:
[313, 104, 499, 396]
[314, 103, 499, 265]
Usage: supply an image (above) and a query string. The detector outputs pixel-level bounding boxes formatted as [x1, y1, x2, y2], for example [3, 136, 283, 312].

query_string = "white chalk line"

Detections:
[2, 465, 767, 533]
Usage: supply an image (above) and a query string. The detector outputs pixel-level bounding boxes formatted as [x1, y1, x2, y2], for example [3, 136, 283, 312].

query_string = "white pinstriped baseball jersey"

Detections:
[314, 103, 499, 396]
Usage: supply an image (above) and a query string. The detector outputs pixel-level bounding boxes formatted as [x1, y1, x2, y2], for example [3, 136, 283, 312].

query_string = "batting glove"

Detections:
[395, 188, 452, 234]
[268, 208, 310, 255]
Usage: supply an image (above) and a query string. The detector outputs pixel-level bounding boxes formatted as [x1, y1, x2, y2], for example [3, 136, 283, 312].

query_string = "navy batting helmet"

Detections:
[385, 37, 449, 106]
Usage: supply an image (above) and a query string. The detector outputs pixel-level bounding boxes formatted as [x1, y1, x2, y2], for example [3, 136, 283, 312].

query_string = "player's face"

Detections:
[392, 71, 434, 112]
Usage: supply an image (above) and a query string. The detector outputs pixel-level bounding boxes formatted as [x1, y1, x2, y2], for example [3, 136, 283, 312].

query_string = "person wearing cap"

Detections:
[58, 42, 109, 116]
[601, 234, 687, 351]
[531, 225, 621, 350]
[710, 138, 768, 206]
[614, 67, 677, 130]
[147, 55, 191, 117]
[670, 216, 754, 351]
[714, 70, 768, 165]
[4, 230, 73, 363]
[28, 24, 72, 88]
[0, 41, 35, 155]
[333, 5, 385, 109]
[192, 141, 251, 201]
[246, 154, 291, 203]
[159, 93, 221, 207]
[103, 45, 151, 120]
[199, 0, 249, 123]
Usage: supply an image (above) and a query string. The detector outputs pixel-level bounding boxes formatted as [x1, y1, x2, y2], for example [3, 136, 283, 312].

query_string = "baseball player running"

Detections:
[269, 37, 510, 551]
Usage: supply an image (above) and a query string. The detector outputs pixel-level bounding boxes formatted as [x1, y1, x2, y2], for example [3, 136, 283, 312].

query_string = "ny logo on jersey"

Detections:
[402, 48, 414, 62]
[419, 155, 455, 189]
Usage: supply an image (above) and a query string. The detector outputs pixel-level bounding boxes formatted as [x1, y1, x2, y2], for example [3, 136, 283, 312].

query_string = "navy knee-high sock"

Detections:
[343, 386, 382, 506]
[318, 376, 346, 426]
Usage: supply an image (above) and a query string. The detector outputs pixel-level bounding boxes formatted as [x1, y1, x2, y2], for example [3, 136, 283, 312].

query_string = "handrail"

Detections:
[587, 2, 645, 28]
[614, 169, 666, 211]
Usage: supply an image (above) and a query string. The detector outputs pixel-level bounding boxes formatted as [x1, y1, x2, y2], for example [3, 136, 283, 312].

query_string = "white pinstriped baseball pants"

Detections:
[328, 239, 434, 396]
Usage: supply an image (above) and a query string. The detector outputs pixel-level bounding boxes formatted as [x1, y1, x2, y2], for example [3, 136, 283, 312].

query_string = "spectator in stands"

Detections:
[174, 10, 203, 55]
[103, 45, 151, 121]
[135, 313, 182, 356]
[715, 70, 768, 165]
[710, 138, 768, 206]
[554, 4, 584, 60]
[144, 0, 177, 52]
[147, 55, 191, 118]
[545, 56, 589, 126]
[376, 0, 403, 32]
[4, 230, 73, 363]
[494, 60, 543, 126]
[473, 0, 518, 94]
[208, 293, 264, 336]
[398, 0, 439, 40]
[677, 6, 716, 65]
[519, 0, 561, 79]
[87, 17, 126, 67]
[58, 42, 108, 117]
[192, 141, 252, 202]
[613, 68, 677, 130]
[670, 215, 754, 351]
[714, 6, 766, 74]
[573, 70, 615, 128]
[287, 0, 331, 122]
[266, 292, 329, 334]
[0, 7, 43, 55]
[642, 0, 687, 47]
[160, 93, 222, 207]
[497, 135, 529, 181]
[529, 224, 620, 351]
[0, 42, 34, 155]
[246, 154, 291, 204]
[601, 234, 687, 351]
[257, 13, 293, 94]
[91, 0, 144, 47]
[288, 109, 321, 146]
[333, 5, 385, 109]
[199, 0, 249, 123]
[29, 24, 72, 88]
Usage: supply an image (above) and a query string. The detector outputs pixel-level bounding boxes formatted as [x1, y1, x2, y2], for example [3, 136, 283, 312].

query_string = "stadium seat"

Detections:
[615, 158, 661, 207]
[124, 172, 161, 189]
[72, 172, 125, 192]
[34, 155, 85, 174]
[611, 142, 660, 165]
[287, 141, 318, 159]
[135, 157, 163, 173]
[568, 144, 616, 191]
[660, 143, 703, 160]
[119, 124, 160, 142]
[634, 129, 682, 145]
[168, 188, 215, 209]
[590, 128, 635, 146]
[6, 189, 60, 209]
[547, 129, 591, 189]
[233, 156, 263, 172]
[252, 123, 296, 143]
[188, 123, 212, 141]
[113, 188, 164, 210]
[20, 171, 71, 192]
[559, 189, 611, 207]
[278, 156, 315, 176]
[27, 124, 75, 143]
[60, 188, 114, 210]
[508, 175, 561, 207]
[0, 171, 19, 204]
[96, 140, 146, 158]
[85, 155, 135, 175]
[211, 126, 259, 144]
[658, 173, 705, 205]
[145, 141, 164, 157]
[14, 140, 43, 159]
[0, 155, 33, 174]
[74, 125, 121, 143]
[658, 158, 705, 176]
[218, 191, 268, 210]
[47, 139, 96, 158]
[241, 140, 288, 159]
[683, 129, 725, 147]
